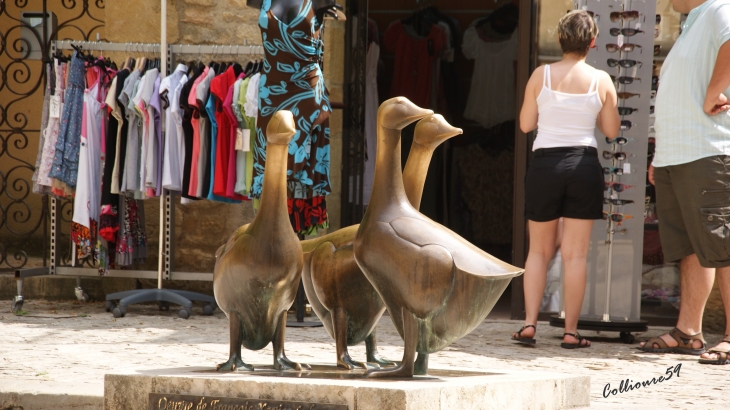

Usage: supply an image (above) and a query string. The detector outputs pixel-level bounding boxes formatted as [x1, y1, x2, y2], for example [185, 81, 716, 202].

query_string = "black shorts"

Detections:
[525, 146, 604, 222]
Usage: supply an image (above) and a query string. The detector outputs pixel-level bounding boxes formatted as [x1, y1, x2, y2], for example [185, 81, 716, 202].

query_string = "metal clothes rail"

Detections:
[12, 39, 264, 316]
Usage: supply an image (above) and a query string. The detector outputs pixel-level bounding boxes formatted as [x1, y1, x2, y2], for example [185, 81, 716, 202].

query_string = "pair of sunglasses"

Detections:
[606, 43, 642, 53]
[611, 75, 642, 85]
[603, 211, 634, 223]
[620, 120, 637, 131]
[618, 107, 638, 115]
[606, 137, 637, 145]
[608, 59, 642, 68]
[652, 76, 659, 91]
[610, 28, 644, 37]
[604, 198, 635, 205]
[654, 45, 661, 56]
[605, 181, 634, 192]
[618, 92, 640, 100]
[603, 167, 625, 175]
[603, 151, 634, 161]
[610, 11, 643, 22]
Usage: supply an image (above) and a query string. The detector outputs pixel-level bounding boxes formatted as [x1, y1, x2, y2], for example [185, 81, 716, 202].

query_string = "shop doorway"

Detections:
[356, 0, 530, 319]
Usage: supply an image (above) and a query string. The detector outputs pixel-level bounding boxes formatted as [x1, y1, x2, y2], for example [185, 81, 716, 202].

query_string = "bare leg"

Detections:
[560, 218, 593, 347]
[365, 329, 394, 367]
[217, 313, 253, 372]
[513, 219, 559, 340]
[273, 311, 311, 371]
[701, 266, 730, 360]
[331, 308, 368, 370]
[414, 353, 429, 375]
[367, 308, 417, 378]
[640, 254, 712, 350]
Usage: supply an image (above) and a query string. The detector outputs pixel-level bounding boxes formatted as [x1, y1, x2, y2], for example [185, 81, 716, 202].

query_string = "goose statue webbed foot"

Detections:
[273, 311, 311, 371]
[366, 331, 395, 367]
[216, 354, 254, 372]
[366, 308, 418, 378]
[216, 314, 254, 372]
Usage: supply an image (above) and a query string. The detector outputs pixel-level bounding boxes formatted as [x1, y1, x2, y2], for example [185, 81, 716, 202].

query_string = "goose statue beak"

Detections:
[414, 114, 463, 148]
[266, 110, 297, 145]
[378, 97, 433, 131]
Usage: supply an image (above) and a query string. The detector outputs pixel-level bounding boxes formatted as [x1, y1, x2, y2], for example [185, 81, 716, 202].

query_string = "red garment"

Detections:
[383, 21, 445, 108]
[210, 67, 237, 197]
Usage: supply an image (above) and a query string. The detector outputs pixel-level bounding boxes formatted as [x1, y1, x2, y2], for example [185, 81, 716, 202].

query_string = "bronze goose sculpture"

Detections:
[354, 97, 524, 378]
[213, 110, 308, 372]
[300, 113, 461, 370]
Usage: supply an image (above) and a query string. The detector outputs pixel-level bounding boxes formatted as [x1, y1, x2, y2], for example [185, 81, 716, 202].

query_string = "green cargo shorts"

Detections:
[654, 155, 730, 268]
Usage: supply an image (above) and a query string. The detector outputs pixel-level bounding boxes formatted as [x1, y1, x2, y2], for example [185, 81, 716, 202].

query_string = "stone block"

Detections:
[104, 367, 590, 410]
[105, 0, 179, 43]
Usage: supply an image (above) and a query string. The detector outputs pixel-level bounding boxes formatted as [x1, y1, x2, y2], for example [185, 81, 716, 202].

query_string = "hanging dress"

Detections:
[37, 61, 67, 189]
[71, 65, 105, 262]
[256, 0, 331, 234]
[49, 52, 86, 193]
[32, 62, 53, 195]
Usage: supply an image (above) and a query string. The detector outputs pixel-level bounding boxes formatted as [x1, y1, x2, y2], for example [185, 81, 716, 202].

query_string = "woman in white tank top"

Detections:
[511, 11, 619, 349]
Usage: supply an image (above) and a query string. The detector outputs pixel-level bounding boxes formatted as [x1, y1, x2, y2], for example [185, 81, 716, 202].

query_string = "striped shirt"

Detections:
[653, 0, 730, 167]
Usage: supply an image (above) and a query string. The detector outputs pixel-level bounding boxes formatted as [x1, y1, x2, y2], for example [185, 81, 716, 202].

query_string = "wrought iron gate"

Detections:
[0, 0, 105, 271]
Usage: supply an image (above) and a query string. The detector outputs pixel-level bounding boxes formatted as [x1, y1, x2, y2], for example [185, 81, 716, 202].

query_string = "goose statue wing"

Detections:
[302, 225, 359, 255]
[389, 217, 523, 279]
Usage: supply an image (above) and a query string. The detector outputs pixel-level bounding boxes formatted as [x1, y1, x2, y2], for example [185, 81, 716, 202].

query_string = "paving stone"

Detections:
[0, 300, 726, 409]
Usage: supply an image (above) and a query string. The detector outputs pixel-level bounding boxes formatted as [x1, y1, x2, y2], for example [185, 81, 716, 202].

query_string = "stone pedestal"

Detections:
[104, 365, 590, 410]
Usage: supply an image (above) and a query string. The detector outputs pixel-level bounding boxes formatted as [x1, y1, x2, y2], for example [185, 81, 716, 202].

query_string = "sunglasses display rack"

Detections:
[550, 0, 656, 339]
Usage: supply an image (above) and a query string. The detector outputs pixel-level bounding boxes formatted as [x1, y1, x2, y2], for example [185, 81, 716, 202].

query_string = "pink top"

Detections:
[187, 67, 208, 197]
[223, 82, 246, 200]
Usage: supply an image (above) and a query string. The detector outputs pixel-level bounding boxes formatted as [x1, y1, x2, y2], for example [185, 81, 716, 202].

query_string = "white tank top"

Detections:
[533, 65, 603, 151]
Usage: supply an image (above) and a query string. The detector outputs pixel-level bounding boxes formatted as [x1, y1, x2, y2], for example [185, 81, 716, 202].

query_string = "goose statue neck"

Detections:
[251, 115, 295, 230]
[403, 114, 463, 209]
[368, 98, 433, 213]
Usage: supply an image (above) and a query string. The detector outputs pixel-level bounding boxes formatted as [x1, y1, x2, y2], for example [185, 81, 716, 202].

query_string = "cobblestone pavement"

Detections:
[0, 300, 725, 409]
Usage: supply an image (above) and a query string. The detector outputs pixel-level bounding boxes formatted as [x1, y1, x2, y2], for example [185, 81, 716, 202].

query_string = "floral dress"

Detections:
[36, 60, 67, 189]
[49, 52, 85, 190]
[256, 0, 331, 234]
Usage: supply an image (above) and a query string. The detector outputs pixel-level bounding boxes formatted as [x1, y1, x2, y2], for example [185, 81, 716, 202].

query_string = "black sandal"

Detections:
[512, 324, 536, 345]
[561, 332, 591, 349]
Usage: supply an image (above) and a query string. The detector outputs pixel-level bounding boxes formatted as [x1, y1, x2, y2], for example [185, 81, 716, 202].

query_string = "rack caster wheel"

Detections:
[112, 306, 127, 318]
[11, 296, 24, 314]
[178, 309, 190, 319]
[620, 332, 635, 344]
[158, 301, 170, 311]
[203, 304, 215, 316]
[105, 300, 116, 312]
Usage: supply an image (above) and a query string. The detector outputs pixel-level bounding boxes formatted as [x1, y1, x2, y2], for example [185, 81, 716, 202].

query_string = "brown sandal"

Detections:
[511, 324, 536, 345]
[699, 336, 730, 365]
[637, 327, 706, 355]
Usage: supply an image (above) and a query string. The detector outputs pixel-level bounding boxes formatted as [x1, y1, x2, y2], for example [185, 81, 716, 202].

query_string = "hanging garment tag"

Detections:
[50, 96, 62, 118]
[623, 163, 631, 174]
[242, 129, 251, 152]
[236, 128, 244, 151]
[236, 129, 251, 151]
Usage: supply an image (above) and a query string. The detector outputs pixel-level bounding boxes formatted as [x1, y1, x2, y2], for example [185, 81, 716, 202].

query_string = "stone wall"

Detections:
[104, 0, 345, 274]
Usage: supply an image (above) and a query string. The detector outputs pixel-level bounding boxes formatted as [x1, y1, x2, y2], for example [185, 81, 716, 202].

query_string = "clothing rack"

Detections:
[12, 39, 266, 317]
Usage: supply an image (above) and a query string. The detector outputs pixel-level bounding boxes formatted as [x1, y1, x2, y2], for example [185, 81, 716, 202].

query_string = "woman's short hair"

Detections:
[558, 11, 598, 57]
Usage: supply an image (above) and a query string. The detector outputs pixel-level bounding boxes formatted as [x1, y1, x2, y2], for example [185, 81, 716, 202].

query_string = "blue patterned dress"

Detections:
[49, 52, 85, 190]
[256, 0, 331, 233]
